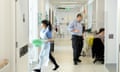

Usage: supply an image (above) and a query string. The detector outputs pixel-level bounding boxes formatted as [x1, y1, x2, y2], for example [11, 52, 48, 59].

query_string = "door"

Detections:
[15, 0, 29, 72]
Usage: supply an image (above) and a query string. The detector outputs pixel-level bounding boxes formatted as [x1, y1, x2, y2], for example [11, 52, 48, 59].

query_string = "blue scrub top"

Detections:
[46, 30, 52, 39]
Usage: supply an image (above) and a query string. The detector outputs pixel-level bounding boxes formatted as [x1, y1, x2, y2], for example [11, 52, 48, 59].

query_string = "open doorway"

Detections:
[28, 0, 107, 72]
[27, 0, 120, 72]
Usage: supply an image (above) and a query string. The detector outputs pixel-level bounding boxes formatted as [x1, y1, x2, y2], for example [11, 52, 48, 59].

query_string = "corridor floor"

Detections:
[31, 37, 108, 72]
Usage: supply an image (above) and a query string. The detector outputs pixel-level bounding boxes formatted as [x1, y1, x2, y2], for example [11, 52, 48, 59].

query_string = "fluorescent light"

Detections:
[88, 0, 94, 5]
[59, 2, 80, 4]
[60, 5, 76, 6]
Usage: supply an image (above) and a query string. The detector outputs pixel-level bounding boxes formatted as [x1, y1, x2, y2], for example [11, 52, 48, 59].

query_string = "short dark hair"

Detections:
[98, 28, 104, 33]
[77, 13, 82, 18]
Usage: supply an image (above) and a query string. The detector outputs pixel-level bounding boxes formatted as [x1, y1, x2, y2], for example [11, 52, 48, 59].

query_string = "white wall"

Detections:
[105, 0, 118, 64]
[87, 3, 93, 29]
[50, 3, 57, 24]
[38, 0, 46, 19]
[0, 0, 13, 72]
[96, 0, 104, 29]
[90, 0, 104, 31]
[45, 0, 49, 19]
[29, 0, 38, 62]
[91, 0, 96, 31]
[0, 0, 10, 60]
[10, 0, 16, 72]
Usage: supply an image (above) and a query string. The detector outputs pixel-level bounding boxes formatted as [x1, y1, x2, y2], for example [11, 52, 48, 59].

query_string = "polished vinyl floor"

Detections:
[30, 37, 108, 72]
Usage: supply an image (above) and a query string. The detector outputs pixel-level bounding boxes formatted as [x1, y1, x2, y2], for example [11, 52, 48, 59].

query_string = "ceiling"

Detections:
[50, 0, 88, 5]
[50, 0, 89, 12]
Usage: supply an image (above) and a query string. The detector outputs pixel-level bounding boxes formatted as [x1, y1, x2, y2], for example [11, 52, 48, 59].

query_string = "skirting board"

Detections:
[105, 64, 116, 72]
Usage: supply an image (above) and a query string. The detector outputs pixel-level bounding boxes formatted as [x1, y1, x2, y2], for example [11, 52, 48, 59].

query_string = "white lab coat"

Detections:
[38, 27, 50, 68]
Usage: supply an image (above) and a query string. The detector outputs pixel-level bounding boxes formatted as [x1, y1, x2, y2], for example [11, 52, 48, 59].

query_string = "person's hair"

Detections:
[41, 20, 52, 31]
[98, 28, 104, 34]
[77, 13, 82, 18]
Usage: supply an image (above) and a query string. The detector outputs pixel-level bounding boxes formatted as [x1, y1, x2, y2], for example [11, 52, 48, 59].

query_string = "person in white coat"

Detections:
[34, 20, 59, 72]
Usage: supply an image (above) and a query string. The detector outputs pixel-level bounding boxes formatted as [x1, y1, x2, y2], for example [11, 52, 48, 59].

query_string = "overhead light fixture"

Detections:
[59, 2, 80, 4]
[88, 0, 94, 5]
[57, 5, 77, 8]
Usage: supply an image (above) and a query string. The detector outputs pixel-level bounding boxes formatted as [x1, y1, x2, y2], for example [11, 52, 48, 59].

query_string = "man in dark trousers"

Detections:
[68, 13, 83, 65]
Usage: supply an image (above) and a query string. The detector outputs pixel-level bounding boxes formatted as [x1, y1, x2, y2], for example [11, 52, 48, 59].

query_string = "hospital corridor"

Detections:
[29, 35, 107, 72]
[0, 0, 120, 72]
